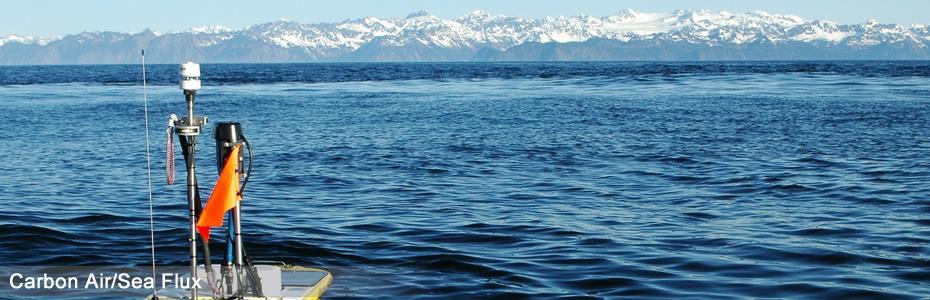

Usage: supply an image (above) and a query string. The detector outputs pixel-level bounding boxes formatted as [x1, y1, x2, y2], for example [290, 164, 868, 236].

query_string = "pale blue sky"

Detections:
[2, 0, 928, 37]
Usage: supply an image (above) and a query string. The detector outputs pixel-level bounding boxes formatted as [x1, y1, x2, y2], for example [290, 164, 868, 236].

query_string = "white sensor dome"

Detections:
[180, 62, 201, 91]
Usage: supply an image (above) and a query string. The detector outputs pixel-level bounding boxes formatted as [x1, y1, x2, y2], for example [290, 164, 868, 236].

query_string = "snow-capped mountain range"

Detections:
[1, 9, 929, 64]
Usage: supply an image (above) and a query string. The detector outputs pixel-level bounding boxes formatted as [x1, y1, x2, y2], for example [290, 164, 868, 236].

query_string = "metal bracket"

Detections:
[176, 116, 208, 136]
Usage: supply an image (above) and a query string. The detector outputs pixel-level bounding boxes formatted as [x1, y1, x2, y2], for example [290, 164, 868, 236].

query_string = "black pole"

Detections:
[178, 134, 212, 271]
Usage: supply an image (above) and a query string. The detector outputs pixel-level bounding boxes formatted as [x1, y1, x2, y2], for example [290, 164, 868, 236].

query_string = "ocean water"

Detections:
[0, 62, 929, 299]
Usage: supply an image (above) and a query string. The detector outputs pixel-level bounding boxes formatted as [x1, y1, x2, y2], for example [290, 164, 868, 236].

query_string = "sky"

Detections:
[2, 0, 928, 37]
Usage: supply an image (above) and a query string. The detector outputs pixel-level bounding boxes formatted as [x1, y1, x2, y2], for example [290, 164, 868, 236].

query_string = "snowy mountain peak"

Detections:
[0, 35, 32, 46]
[137, 28, 157, 36]
[406, 10, 435, 19]
[0, 34, 60, 46]
[616, 9, 643, 16]
[467, 10, 491, 18]
[187, 25, 232, 34]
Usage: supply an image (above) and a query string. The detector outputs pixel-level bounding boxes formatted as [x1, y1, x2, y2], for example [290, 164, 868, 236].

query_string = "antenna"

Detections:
[141, 49, 159, 299]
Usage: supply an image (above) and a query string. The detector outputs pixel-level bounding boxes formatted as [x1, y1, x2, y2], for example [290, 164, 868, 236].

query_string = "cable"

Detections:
[141, 49, 158, 299]
[239, 136, 254, 196]
[166, 115, 176, 185]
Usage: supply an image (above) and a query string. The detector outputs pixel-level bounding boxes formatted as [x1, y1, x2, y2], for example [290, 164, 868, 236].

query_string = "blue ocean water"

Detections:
[0, 62, 929, 299]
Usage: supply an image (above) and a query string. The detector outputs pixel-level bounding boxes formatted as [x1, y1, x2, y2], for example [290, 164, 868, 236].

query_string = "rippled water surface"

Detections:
[0, 62, 929, 299]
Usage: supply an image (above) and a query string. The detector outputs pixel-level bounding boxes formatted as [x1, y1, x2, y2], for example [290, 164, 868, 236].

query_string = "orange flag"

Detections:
[196, 145, 241, 241]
